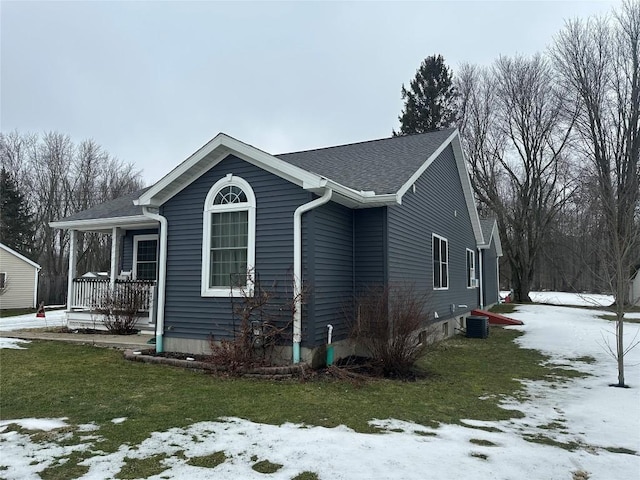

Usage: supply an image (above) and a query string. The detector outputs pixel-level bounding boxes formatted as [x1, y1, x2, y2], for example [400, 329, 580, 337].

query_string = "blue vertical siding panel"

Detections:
[307, 202, 354, 346]
[387, 145, 479, 320]
[354, 207, 386, 289]
[482, 243, 499, 306]
[161, 155, 310, 342]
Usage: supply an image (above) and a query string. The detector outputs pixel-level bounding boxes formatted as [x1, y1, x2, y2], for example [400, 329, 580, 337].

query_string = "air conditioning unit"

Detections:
[470, 278, 478, 288]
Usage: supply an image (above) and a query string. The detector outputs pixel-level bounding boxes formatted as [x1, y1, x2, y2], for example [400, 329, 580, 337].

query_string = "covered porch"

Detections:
[49, 200, 160, 333]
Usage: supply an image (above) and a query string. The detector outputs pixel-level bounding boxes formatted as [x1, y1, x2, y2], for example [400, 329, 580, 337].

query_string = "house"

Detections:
[0, 243, 41, 309]
[478, 218, 503, 308]
[50, 128, 501, 364]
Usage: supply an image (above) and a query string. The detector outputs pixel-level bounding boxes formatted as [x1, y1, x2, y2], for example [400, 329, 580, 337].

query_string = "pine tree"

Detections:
[395, 54, 458, 135]
[0, 168, 35, 256]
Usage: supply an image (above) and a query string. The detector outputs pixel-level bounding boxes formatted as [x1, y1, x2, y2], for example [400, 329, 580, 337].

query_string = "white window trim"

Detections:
[433, 234, 449, 290]
[133, 234, 159, 281]
[201, 174, 256, 297]
[466, 248, 476, 289]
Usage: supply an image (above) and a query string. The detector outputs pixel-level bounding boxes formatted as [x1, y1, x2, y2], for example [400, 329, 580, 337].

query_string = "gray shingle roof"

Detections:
[55, 129, 458, 223]
[58, 187, 151, 222]
[276, 128, 456, 194]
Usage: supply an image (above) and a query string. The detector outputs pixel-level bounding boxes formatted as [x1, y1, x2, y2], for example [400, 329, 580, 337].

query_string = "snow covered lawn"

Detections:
[1, 303, 639, 479]
[0, 309, 66, 331]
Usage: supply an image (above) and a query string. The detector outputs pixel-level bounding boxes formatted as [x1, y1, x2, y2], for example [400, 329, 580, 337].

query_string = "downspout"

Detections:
[142, 206, 168, 353]
[293, 187, 332, 364]
[479, 249, 484, 309]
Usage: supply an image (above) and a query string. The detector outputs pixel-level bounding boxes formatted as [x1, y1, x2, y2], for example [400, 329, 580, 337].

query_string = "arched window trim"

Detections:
[201, 174, 256, 297]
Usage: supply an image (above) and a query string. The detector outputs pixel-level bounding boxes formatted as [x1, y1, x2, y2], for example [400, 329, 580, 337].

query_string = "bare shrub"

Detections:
[209, 272, 293, 371]
[348, 284, 432, 378]
[97, 281, 149, 334]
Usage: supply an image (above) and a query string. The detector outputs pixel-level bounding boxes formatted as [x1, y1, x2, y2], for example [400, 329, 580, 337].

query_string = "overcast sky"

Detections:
[1, 1, 619, 184]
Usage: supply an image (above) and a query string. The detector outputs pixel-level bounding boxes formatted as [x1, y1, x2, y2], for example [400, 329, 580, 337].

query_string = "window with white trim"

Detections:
[201, 174, 256, 297]
[466, 248, 476, 288]
[433, 234, 449, 289]
[133, 234, 158, 281]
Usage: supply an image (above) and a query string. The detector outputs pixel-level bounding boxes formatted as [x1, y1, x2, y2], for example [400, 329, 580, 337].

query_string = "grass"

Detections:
[489, 303, 518, 314]
[0, 327, 585, 478]
[0, 307, 36, 317]
[252, 459, 283, 474]
[598, 314, 640, 324]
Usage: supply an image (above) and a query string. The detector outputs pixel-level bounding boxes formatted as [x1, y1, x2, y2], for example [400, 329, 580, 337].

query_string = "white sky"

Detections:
[0, 1, 619, 184]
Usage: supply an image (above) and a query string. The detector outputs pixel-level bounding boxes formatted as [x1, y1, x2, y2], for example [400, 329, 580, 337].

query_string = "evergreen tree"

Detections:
[395, 54, 458, 135]
[0, 168, 35, 256]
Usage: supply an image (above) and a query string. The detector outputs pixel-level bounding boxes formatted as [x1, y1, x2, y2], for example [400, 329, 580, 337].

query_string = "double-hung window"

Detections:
[466, 248, 476, 288]
[201, 174, 256, 297]
[433, 234, 449, 289]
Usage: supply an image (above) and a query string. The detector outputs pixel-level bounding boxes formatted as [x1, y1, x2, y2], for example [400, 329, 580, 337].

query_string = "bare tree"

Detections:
[458, 55, 574, 302]
[0, 131, 143, 304]
[551, 0, 640, 387]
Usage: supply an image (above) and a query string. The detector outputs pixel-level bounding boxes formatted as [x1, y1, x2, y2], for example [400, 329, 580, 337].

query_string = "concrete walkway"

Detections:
[1, 330, 154, 350]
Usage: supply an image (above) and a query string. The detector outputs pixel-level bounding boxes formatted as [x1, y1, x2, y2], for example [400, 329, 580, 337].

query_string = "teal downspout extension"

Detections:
[326, 324, 334, 366]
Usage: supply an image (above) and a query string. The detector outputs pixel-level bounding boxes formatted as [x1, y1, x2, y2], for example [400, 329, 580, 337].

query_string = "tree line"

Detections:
[396, 0, 639, 386]
[0, 132, 143, 304]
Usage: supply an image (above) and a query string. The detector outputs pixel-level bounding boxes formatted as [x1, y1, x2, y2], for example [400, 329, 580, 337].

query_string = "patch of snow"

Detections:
[0, 305, 638, 479]
[0, 309, 67, 331]
[0, 337, 31, 349]
[0, 418, 68, 432]
[111, 417, 127, 424]
[529, 291, 614, 307]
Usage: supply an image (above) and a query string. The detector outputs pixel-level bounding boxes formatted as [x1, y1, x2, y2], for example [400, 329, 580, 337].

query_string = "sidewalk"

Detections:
[1, 330, 154, 350]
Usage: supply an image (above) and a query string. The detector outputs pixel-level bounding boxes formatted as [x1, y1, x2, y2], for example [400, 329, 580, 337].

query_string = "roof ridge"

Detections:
[276, 128, 456, 157]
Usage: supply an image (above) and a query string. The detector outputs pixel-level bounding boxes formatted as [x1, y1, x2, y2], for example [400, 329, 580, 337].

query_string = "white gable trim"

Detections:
[135, 133, 326, 207]
[0, 243, 41, 270]
[478, 220, 503, 257]
[49, 215, 157, 232]
[396, 130, 484, 245]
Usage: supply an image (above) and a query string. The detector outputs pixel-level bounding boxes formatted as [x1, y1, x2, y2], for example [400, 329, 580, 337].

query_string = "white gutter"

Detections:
[141, 206, 168, 353]
[293, 187, 333, 364]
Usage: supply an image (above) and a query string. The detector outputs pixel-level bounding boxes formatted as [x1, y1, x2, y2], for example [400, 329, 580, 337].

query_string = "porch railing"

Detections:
[71, 278, 156, 312]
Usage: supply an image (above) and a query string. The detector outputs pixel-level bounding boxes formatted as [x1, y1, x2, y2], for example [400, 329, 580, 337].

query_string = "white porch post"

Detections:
[110, 227, 122, 288]
[67, 229, 78, 310]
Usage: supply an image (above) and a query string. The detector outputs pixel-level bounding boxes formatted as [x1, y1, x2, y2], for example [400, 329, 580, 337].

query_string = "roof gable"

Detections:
[479, 218, 503, 256]
[0, 243, 41, 270]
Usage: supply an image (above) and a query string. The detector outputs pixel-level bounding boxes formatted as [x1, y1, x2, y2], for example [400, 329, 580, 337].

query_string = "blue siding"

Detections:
[122, 228, 159, 272]
[306, 202, 354, 346]
[387, 145, 479, 320]
[354, 207, 386, 289]
[162, 155, 310, 342]
[482, 242, 499, 306]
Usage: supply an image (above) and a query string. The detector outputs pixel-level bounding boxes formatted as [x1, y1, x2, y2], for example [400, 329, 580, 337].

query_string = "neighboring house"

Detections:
[50, 128, 500, 363]
[478, 218, 503, 309]
[0, 243, 41, 309]
[631, 265, 640, 307]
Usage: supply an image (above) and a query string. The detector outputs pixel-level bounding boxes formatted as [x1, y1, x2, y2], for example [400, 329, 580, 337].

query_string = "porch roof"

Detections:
[49, 187, 158, 232]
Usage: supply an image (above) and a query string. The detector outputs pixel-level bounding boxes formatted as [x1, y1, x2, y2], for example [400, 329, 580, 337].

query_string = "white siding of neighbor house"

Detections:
[631, 272, 640, 306]
[0, 247, 39, 309]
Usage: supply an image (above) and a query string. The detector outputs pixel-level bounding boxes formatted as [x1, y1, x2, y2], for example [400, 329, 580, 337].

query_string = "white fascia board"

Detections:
[0, 243, 41, 270]
[49, 215, 157, 232]
[396, 129, 458, 200]
[450, 133, 485, 246]
[395, 129, 485, 245]
[135, 133, 326, 207]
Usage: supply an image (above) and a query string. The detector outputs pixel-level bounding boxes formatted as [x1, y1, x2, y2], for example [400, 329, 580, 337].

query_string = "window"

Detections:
[201, 174, 256, 297]
[466, 248, 476, 288]
[133, 235, 158, 281]
[433, 234, 449, 289]
[0, 272, 6, 290]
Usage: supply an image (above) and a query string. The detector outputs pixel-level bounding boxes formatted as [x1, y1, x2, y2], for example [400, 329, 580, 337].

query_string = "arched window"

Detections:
[201, 174, 256, 297]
